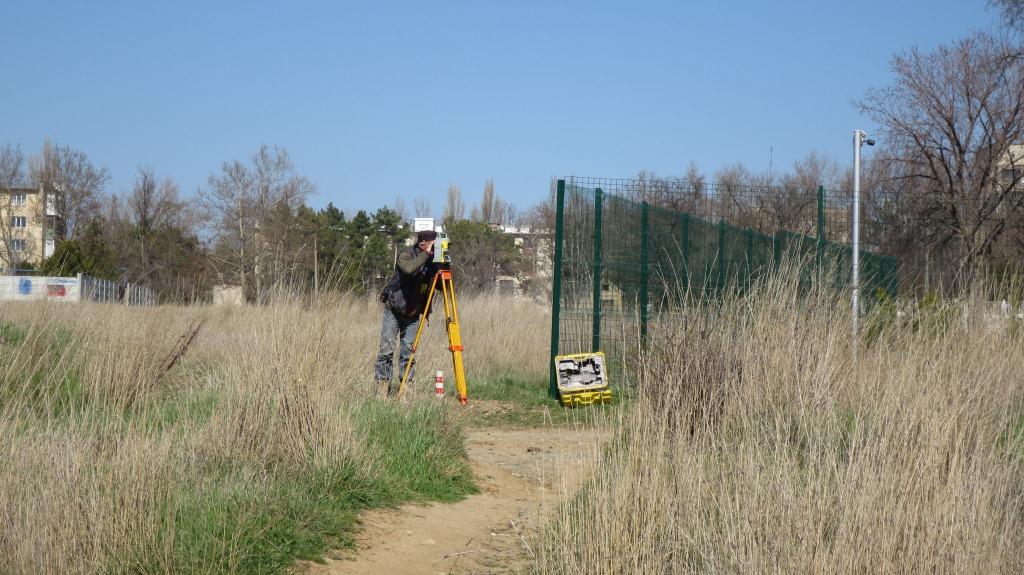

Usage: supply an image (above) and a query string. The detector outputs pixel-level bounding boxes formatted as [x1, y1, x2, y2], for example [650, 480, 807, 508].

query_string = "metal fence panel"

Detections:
[549, 176, 899, 394]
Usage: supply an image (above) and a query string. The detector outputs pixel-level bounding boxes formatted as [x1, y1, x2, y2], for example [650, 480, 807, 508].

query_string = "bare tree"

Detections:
[525, 178, 558, 233]
[29, 141, 109, 240]
[628, 168, 708, 215]
[201, 145, 314, 301]
[414, 196, 432, 219]
[492, 198, 516, 227]
[992, 0, 1024, 31]
[392, 196, 408, 223]
[127, 166, 187, 281]
[130, 167, 183, 238]
[859, 33, 1024, 280]
[681, 163, 708, 214]
[202, 159, 254, 294]
[466, 179, 516, 226]
[478, 179, 496, 224]
[685, 162, 705, 194]
[713, 163, 766, 227]
[0, 144, 27, 270]
[252, 146, 314, 297]
[764, 151, 839, 236]
[443, 184, 464, 224]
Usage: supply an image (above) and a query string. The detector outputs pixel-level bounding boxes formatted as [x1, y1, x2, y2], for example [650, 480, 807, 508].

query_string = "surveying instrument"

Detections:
[397, 233, 469, 404]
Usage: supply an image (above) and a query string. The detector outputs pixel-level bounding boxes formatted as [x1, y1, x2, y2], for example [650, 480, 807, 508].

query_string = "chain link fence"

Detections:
[548, 176, 899, 395]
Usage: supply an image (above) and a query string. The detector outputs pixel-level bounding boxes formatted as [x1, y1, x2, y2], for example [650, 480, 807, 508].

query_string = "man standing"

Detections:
[375, 229, 439, 397]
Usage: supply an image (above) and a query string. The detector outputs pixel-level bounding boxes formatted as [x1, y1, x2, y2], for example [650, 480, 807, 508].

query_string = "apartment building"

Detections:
[0, 185, 59, 270]
[1000, 144, 1024, 188]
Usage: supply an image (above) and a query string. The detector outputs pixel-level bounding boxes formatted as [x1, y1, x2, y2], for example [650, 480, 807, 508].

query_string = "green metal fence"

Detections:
[548, 176, 900, 397]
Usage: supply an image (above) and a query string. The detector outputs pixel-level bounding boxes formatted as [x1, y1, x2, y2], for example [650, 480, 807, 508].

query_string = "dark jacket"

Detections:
[380, 245, 438, 317]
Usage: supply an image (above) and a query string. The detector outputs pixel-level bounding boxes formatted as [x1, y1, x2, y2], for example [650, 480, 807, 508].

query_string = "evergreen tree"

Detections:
[43, 218, 119, 280]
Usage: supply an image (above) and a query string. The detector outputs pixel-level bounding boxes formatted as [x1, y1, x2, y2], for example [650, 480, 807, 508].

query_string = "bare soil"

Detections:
[298, 426, 601, 575]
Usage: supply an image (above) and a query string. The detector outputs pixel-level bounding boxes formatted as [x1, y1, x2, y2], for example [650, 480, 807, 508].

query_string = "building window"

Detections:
[10, 239, 25, 252]
[11, 193, 26, 206]
[11, 216, 27, 229]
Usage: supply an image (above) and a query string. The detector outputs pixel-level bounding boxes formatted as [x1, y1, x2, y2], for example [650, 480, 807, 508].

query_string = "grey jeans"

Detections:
[374, 307, 421, 394]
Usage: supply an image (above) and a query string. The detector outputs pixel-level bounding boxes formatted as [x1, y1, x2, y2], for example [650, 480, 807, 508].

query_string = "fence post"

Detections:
[640, 202, 650, 348]
[548, 179, 566, 399]
[717, 220, 727, 296]
[680, 212, 690, 298]
[591, 188, 603, 352]
[816, 185, 825, 277]
[817, 185, 825, 239]
[883, 256, 898, 296]
[773, 230, 784, 272]
[891, 257, 900, 295]
[77, 273, 86, 302]
[745, 227, 754, 292]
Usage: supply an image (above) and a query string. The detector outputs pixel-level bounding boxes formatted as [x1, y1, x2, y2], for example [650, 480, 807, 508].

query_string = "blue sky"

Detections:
[1, 1, 1004, 217]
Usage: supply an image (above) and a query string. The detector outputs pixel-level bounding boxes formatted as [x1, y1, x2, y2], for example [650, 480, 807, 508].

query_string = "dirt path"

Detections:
[300, 427, 601, 575]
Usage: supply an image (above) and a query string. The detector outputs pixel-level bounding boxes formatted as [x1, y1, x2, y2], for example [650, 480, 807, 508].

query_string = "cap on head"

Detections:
[416, 230, 438, 243]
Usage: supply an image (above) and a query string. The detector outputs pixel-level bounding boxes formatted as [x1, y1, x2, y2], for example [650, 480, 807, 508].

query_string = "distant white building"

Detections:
[412, 217, 443, 235]
[493, 224, 553, 299]
[413, 217, 435, 232]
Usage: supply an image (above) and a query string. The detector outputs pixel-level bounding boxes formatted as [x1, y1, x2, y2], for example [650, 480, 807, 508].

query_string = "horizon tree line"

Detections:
[3, 1, 1023, 300]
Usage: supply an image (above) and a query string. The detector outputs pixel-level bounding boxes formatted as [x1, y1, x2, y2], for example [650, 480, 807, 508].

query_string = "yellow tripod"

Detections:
[397, 268, 468, 404]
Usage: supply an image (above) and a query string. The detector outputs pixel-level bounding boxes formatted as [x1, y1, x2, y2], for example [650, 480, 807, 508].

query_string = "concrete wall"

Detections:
[212, 284, 245, 306]
[0, 275, 81, 302]
[0, 274, 156, 306]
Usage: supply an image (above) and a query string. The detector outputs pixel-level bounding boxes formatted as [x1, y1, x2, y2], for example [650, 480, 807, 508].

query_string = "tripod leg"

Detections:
[397, 273, 439, 398]
[441, 274, 469, 404]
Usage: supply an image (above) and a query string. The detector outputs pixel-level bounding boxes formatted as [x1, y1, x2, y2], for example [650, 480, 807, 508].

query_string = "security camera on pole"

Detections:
[852, 130, 875, 359]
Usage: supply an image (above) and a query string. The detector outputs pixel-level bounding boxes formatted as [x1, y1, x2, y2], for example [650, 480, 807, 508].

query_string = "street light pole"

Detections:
[852, 130, 875, 359]
[853, 130, 863, 358]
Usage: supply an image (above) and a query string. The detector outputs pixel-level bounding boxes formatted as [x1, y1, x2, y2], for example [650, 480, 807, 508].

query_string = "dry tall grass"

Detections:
[0, 294, 548, 574]
[535, 268, 1024, 573]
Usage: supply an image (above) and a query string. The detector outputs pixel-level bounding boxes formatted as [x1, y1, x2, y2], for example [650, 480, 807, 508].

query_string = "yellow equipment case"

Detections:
[554, 352, 612, 407]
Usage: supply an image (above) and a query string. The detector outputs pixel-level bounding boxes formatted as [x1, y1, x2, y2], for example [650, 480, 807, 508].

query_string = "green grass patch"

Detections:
[999, 407, 1024, 460]
[127, 385, 222, 433]
[0, 321, 27, 345]
[155, 462, 376, 575]
[463, 373, 621, 428]
[0, 323, 87, 418]
[470, 373, 551, 405]
[130, 400, 478, 574]
[354, 401, 476, 501]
